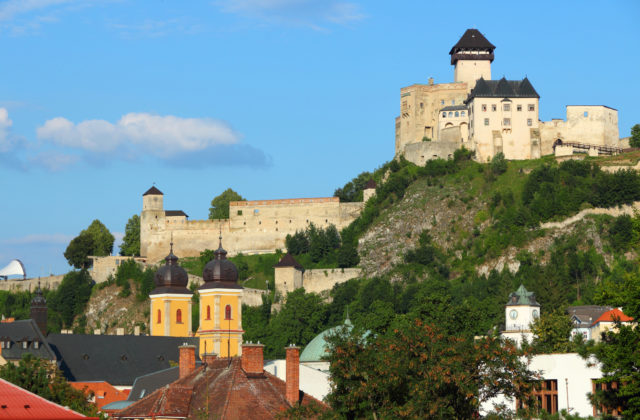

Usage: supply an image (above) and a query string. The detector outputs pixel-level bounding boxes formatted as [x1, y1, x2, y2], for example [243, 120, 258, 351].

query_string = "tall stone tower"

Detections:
[141, 186, 165, 258]
[149, 243, 193, 337]
[450, 29, 495, 90]
[196, 238, 244, 358]
[30, 283, 47, 336]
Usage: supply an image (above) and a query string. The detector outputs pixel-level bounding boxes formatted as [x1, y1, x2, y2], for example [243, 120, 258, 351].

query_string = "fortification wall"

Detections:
[301, 268, 361, 295]
[142, 197, 364, 263]
[0, 274, 65, 292]
[540, 201, 640, 230]
[403, 141, 461, 166]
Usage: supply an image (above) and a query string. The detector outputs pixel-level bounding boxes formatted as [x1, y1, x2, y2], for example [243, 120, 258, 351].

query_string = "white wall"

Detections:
[264, 360, 331, 401]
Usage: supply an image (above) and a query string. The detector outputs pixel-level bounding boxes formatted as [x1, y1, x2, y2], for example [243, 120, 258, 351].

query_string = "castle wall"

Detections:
[301, 268, 361, 295]
[141, 197, 364, 263]
[403, 141, 461, 166]
[0, 274, 65, 292]
[540, 107, 620, 154]
[454, 59, 491, 89]
[89, 256, 148, 284]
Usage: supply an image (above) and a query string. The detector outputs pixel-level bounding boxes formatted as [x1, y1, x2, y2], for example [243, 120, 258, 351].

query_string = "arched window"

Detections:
[454, 111, 459, 117]
[448, 111, 453, 117]
[176, 309, 182, 324]
[461, 111, 466, 117]
[206, 305, 211, 320]
[157, 309, 161, 324]
[225, 305, 232, 320]
[442, 112, 446, 118]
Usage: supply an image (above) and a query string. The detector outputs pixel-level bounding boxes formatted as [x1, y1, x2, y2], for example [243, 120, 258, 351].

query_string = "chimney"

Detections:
[202, 352, 217, 365]
[134, 325, 140, 336]
[285, 345, 300, 406]
[241, 343, 264, 376]
[179, 344, 196, 379]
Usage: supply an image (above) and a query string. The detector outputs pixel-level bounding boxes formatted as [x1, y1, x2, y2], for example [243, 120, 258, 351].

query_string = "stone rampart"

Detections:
[301, 268, 361, 294]
[540, 201, 640, 230]
[0, 274, 65, 292]
[403, 141, 461, 166]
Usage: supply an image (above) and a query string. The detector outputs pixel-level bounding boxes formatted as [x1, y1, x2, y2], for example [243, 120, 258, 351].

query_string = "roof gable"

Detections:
[592, 308, 634, 325]
[449, 29, 495, 54]
[273, 253, 303, 270]
[143, 186, 163, 196]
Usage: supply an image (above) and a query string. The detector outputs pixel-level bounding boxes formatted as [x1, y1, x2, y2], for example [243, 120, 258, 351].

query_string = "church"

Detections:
[149, 237, 243, 358]
[396, 29, 621, 164]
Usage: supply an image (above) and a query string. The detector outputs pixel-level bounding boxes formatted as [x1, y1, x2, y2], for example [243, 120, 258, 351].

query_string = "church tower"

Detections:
[196, 237, 244, 358]
[502, 284, 540, 346]
[149, 243, 193, 337]
[141, 186, 165, 258]
[450, 29, 495, 90]
[30, 282, 47, 336]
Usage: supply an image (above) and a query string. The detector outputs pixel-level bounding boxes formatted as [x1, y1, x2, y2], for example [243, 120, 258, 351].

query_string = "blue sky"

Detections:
[1, 0, 638, 277]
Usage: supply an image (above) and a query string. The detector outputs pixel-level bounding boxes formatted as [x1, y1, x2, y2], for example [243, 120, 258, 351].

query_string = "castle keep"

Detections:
[396, 29, 621, 164]
[141, 186, 367, 263]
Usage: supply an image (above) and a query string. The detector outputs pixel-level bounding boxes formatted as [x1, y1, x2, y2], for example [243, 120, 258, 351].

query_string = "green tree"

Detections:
[0, 354, 99, 417]
[48, 270, 94, 329]
[529, 311, 576, 354]
[630, 124, 640, 148]
[490, 152, 508, 175]
[64, 219, 114, 269]
[209, 188, 245, 219]
[120, 214, 140, 256]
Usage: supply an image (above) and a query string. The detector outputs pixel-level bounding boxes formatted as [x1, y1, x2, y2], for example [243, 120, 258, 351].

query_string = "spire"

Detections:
[165, 233, 178, 265]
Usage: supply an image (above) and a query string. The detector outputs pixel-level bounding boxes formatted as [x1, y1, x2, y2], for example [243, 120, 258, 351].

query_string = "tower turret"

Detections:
[140, 186, 165, 258]
[450, 29, 495, 90]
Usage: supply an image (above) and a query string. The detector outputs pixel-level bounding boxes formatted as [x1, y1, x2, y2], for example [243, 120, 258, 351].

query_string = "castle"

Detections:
[395, 29, 621, 164]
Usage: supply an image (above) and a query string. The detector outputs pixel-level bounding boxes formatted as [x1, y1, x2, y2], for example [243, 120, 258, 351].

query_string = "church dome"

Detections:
[300, 318, 353, 363]
[200, 238, 242, 290]
[150, 244, 191, 295]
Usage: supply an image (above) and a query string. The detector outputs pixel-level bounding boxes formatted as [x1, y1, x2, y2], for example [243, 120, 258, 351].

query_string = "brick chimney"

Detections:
[202, 352, 217, 365]
[285, 345, 300, 406]
[241, 343, 264, 375]
[179, 344, 196, 379]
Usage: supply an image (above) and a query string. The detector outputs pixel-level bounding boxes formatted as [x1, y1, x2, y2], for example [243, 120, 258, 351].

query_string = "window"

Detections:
[225, 305, 232, 320]
[503, 118, 511, 126]
[1, 342, 4, 349]
[253, 209, 259, 215]
[454, 111, 459, 117]
[441, 100, 445, 105]
[206, 305, 211, 320]
[484, 118, 490, 126]
[527, 118, 533, 126]
[461, 111, 466, 117]
[528, 104, 535, 111]
[22, 341, 27, 349]
[503, 104, 511, 111]
[517, 380, 558, 415]
[420, 102, 423, 109]
[517, 105, 522, 111]
[157, 309, 161, 324]
[584, 111, 589, 117]
[451, 99, 455, 105]
[482, 104, 487, 112]
[176, 309, 182, 324]
[491, 104, 497, 112]
[34, 341, 39, 349]
[593, 380, 621, 417]
[237, 210, 242, 216]
[442, 112, 446, 118]
[448, 112, 453, 117]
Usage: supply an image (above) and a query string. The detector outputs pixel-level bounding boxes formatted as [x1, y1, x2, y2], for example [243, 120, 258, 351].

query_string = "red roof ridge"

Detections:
[220, 359, 240, 418]
[592, 308, 634, 326]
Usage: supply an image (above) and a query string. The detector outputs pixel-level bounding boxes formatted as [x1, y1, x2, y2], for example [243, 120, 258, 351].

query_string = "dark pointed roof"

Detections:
[143, 186, 163, 196]
[31, 283, 46, 307]
[150, 243, 191, 295]
[506, 285, 540, 307]
[164, 210, 188, 217]
[450, 29, 495, 54]
[467, 77, 540, 101]
[365, 179, 377, 189]
[273, 253, 303, 270]
[200, 237, 242, 290]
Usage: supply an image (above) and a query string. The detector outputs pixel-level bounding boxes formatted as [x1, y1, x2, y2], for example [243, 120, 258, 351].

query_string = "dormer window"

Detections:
[1, 341, 4, 349]
[22, 341, 28, 349]
[34, 341, 39, 349]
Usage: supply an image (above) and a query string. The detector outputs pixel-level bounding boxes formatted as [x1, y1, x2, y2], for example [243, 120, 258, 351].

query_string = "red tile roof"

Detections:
[69, 381, 130, 410]
[113, 358, 326, 420]
[0, 378, 98, 420]
[592, 308, 634, 326]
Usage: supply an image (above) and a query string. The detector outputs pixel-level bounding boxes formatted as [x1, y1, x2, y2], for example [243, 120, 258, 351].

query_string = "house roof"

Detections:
[592, 308, 634, 326]
[142, 186, 163, 196]
[567, 305, 613, 327]
[300, 318, 352, 363]
[127, 364, 201, 402]
[440, 105, 468, 112]
[0, 319, 56, 361]
[506, 285, 540, 307]
[0, 378, 98, 419]
[165, 210, 188, 217]
[364, 179, 377, 189]
[449, 29, 495, 54]
[273, 253, 304, 270]
[114, 358, 326, 420]
[467, 77, 540, 101]
[47, 334, 200, 386]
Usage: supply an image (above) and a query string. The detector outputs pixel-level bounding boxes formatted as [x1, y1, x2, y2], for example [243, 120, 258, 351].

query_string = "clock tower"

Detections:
[501, 284, 540, 346]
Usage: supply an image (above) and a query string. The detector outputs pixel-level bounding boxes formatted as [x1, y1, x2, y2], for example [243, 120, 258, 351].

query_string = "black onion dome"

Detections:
[200, 238, 242, 290]
[150, 244, 191, 295]
[31, 283, 46, 306]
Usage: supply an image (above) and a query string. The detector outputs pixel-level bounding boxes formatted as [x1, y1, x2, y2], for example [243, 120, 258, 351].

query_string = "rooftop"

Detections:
[467, 77, 540, 101]
[0, 319, 56, 361]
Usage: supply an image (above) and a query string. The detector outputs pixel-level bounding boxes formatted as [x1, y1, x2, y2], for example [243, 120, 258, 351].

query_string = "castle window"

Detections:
[491, 105, 497, 112]
[503, 118, 511, 126]
[503, 104, 511, 112]
[482, 105, 487, 112]
[484, 118, 489, 126]
[528, 104, 535, 111]
[254, 209, 259, 215]
[441, 100, 445, 105]
[237, 210, 242, 216]
[450, 100, 454, 105]
[448, 112, 453, 117]
[517, 105, 522, 111]
[442, 112, 446, 118]
[225, 305, 232, 320]
[584, 111, 589, 117]
[157, 309, 161, 324]
[461, 111, 465, 117]
[420, 102, 423, 109]
[258, 221, 261, 225]
[176, 309, 182, 324]
[206, 305, 211, 320]
[527, 119, 533, 126]
[454, 111, 459, 117]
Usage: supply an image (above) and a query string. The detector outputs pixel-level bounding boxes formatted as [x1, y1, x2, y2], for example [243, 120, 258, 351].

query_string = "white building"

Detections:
[501, 284, 540, 347]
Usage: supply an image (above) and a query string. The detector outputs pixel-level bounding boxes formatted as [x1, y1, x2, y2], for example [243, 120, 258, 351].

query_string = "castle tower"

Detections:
[141, 186, 165, 258]
[450, 29, 495, 91]
[149, 243, 193, 337]
[274, 253, 304, 294]
[501, 284, 540, 346]
[196, 237, 243, 358]
[363, 179, 377, 202]
[30, 282, 47, 335]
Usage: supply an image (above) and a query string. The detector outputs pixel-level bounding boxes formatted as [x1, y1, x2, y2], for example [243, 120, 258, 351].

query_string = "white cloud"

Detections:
[0, 0, 73, 21]
[28, 151, 79, 171]
[2, 233, 74, 245]
[37, 112, 240, 158]
[217, 0, 365, 28]
[0, 108, 14, 152]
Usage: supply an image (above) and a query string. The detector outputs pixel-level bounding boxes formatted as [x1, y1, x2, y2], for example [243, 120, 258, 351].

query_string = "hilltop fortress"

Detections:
[396, 29, 621, 164]
[140, 186, 371, 263]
